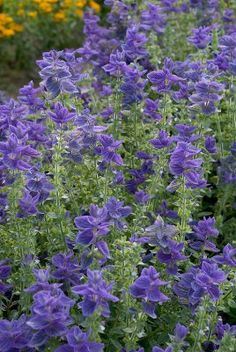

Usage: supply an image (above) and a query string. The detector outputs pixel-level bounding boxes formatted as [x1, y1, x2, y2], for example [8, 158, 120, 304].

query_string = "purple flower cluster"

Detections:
[72, 269, 119, 317]
[174, 260, 225, 309]
[130, 266, 169, 318]
[169, 141, 206, 189]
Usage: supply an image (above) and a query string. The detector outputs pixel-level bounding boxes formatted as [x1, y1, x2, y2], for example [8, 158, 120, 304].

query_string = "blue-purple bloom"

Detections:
[0, 315, 32, 352]
[18, 189, 40, 217]
[75, 205, 110, 245]
[144, 98, 162, 121]
[141, 3, 166, 34]
[96, 134, 123, 166]
[169, 142, 207, 189]
[214, 244, 236, 267]
[37, 50, 78, 98]
[55, 326, 104, 352]
[0, 133, 40, 171]
[148, 58, 185, 94]
[189, 217, 219, 252]
[188, 26, 212, 49]
[27, 287, 74, 347]
[51, 252, 81, 285]
[152, 347, 172, 352]
[174, 323, 188, 342]
[0, 259, 11, 294]
[205, 136, 217, 153]
[130, 266, 169, 318]
[122, 25, 148, 61]
[174, 260, 226, 309]
[189, 79, 224, 115]
[104, 197, 132, 230]
[157, 241, 187, 275]
[103, 50, 128, 77]
[18, 81, 44, 113]
[72, 269, 119, 317]
[48, 102, 76, 124]
[149, 130, 172, 149]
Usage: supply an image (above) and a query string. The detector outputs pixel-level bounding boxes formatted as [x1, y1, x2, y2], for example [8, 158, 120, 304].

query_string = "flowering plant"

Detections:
[0, 0, 236, 351]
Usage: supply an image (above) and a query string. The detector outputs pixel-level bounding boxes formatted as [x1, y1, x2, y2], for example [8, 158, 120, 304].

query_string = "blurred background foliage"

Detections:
[0, 0, 103, 95]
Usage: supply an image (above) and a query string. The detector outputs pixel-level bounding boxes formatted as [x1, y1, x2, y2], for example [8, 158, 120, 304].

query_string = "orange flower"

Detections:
[89, 1, 101, 13]
[77, 0, 87, 7]
[54, 10, 66, 21]
[28, 11, 38, 18]
[1, 28, 15, 37]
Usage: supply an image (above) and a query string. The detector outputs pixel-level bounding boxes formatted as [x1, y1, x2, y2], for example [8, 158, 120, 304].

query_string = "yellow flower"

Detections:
[34, 0, 57, 13]
[76, 0, 86, 8]
[54, 10, 66, 21]
[89, 0, 101, 13]
[0, 13, 14, 24]
[28, 11, 38, 18]
[75, 8, 83, 17]
[1, 28, 15, 37]
[17, 9, 25, 16]
[12, 23, 23, 32]
[63, 0, 73, 7]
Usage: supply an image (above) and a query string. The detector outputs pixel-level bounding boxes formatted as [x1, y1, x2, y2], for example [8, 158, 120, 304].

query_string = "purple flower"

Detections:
[141, 217, 177, 247]
[205, 136, 217, 153]
[48, 102, 76, 124]
[120, 67, 147, 107]
[0, 133, 40, 171]
[135, 191, 150, 205]
[174, 260, 225, 309]
[169, 141, 206, 189]
[141, 3, 166, 34]
[25, 169, 54, 202]
[195, 261, 225, 301]
[213, 244, 236, 267]
[75, 205, 110, 245]
[0, 99, 28, 131]
[218, 143, 236, 184]
[0, 259, 11, 294]
[105, 197, 132, 229]
[72, 269, 119, 318]
[149, 130, 172, 149]
[37, 50, 78, 98]
[25, 269, 53, 294]
[215, 318, 236, 340]
[103, 50, 128, 77]
[174, 323, 188, 342]
[122, 25, 148, 61]
[188, 26, 212, 49]
[189, 79, 224, 115]
[51, 252, 81, 285]
[190, 217, 219, 252]
[55, 326, 104, 352]
[157, 201, 178, 219]
[148, 58, 185, 94]
[130, 266, 169, 318]
[18, 189, 40, 217]
[18, 81, 44, 113]
[174, 124, 199, 143]
[27, 287, 74, 347]
[174, 266, 201, 309]
[144, 98, 162, 121]
[96, 134, 123, 166]
[0, 315, 32, 352]
[157, 241, 187, 275]
[170, 142, 202, 176]
[152, 347, 173, 352]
